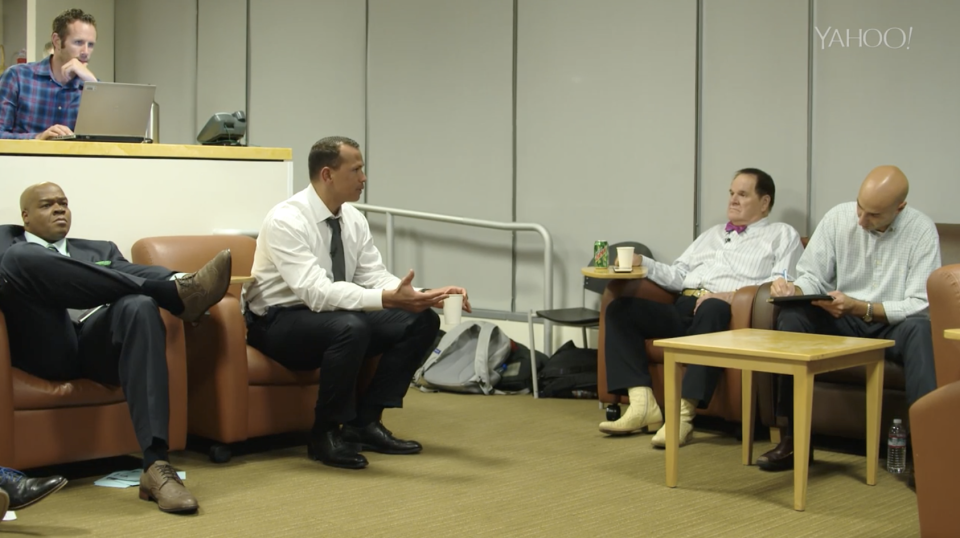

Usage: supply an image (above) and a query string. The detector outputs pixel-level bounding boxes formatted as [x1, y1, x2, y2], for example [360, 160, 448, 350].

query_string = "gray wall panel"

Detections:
[700, 0, 809, 235]
[248, 0, 366, 190]
[516, 0, 698, 312]
[812, 0, 960, 224]
[366, 0, 514, 310]
[196, 0, 246, 138]
[115, 0, 197, 144]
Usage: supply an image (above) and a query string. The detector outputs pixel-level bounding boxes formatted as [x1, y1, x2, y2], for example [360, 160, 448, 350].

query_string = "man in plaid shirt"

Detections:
[0, 9, 98, 140]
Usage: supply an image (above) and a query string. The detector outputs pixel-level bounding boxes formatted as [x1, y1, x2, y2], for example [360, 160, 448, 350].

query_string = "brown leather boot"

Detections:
[175, 249, 232, 323]
[139, 461, 199, 513]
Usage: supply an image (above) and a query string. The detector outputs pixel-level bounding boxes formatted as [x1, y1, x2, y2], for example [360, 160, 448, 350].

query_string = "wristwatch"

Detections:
[862, 302, 874, 323]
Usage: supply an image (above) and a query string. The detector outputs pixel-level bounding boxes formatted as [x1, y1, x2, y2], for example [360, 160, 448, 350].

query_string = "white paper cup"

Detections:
[616, 246, 634, 270]
[443, 294, 463, 325]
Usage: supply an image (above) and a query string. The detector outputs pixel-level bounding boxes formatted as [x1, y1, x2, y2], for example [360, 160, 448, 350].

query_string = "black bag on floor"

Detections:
[493, 340, 549, 393]
[538, 340, 598, 399]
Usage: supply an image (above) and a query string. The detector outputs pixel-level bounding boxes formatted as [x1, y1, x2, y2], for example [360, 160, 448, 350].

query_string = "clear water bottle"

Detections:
[887, 418, 907, 474]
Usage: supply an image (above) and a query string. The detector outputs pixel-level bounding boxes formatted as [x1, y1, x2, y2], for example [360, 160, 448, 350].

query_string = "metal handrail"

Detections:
[352, 203, 555, 355]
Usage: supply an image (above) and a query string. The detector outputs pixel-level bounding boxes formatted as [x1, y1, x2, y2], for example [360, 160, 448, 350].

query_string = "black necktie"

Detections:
[327, 218, 346, 282]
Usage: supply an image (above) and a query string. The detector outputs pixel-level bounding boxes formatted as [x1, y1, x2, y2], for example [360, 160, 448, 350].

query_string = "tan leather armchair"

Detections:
[0, 308, 187, 470]
[597, 279, 765, 424]
[132, 235, 379, 463]
[910, 380, 960, 538]
[910, 264, 960, 537]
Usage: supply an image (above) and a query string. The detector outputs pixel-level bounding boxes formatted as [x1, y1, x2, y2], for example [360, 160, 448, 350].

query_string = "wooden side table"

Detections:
[580, 266, 648, 279]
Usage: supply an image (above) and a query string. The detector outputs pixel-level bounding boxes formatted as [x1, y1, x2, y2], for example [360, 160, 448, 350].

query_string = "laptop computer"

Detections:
[53, 81, 156, 143]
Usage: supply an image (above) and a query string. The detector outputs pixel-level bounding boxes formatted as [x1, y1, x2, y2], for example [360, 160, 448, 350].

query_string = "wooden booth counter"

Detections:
[0, 140, 293, 256]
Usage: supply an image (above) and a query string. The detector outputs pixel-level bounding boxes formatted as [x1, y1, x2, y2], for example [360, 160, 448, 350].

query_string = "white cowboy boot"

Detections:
[599, 387, 663, 435]
[651, 398, 697, 448]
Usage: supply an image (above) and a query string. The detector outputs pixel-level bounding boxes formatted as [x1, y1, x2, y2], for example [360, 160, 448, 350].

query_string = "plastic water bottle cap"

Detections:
[893, 418, 902, 424]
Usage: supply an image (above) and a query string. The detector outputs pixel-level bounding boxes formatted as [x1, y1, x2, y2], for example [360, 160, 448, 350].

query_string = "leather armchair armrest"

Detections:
[730, 285, 759, 329]
[160, 308, 188, 451]
[183, 294, 250, 443]
[927, 264, 960, 387]
[750, 282, 781, 427]
[911, 380, 960, 538]
[601, 278, 677, 311]
[0, 309, 14, 464]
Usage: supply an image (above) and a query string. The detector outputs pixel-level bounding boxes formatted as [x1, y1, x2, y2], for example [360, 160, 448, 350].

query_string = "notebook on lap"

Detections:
[53, 81, 156, 143]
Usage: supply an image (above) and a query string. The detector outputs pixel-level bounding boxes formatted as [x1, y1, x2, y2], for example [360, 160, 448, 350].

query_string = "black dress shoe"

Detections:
[308, 430, 368, 469]
[342, 422, 423, 455]
[757, 436, 814, 472]
[0, 468, 68, 510]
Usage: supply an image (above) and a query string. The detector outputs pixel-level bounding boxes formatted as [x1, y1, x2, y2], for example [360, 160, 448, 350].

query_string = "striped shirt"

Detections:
[0, 57, 83, 139]
[793, 202, 941, 325]
[641, 217, 804, 293]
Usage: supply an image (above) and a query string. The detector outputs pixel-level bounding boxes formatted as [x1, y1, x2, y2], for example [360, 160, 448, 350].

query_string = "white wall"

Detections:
[700, 0, 809, 235]
[114, 0, 196, 144]
[2, 0, 26, 69]
[811, 0, 960, 225]
[96, 1, 960, 328]
[196, 0, 245, 136]
[247, 0, 366, 190]
[516, 0, 698, 311]
[366, 0, 515, 310]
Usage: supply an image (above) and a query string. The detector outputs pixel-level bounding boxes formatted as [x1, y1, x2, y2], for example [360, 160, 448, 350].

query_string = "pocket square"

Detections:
[95, 261, 112, 266]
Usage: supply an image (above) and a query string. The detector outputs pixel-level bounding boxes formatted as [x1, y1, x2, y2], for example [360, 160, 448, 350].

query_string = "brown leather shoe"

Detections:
[175, 250, 231, 323]
[757, 436, 814, 472]
[139, 461, 198, 514]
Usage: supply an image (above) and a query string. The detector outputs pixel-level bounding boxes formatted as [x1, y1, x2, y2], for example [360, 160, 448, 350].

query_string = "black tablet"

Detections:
[767, 294, 834, 303]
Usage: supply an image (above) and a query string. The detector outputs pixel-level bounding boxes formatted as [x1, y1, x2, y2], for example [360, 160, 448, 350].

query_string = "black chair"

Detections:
[534, 241, 654, 347]
[526, 241, 653, 397]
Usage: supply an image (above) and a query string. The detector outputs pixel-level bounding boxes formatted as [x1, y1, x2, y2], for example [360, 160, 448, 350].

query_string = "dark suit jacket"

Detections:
[0, 224, 175, 280]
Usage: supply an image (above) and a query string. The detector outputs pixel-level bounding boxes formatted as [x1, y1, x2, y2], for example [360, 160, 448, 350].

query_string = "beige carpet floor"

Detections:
[1, 391, 919, 537]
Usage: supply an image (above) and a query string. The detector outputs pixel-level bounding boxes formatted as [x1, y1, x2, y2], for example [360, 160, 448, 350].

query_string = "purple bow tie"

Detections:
[725, 222, 747, 234]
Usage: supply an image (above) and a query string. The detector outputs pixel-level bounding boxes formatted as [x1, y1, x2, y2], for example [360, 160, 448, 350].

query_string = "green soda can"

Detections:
[594, 240, 609, 272]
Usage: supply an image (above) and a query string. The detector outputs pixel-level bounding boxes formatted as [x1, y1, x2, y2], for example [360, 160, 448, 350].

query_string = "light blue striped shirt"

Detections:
[792, 202, 941, 324]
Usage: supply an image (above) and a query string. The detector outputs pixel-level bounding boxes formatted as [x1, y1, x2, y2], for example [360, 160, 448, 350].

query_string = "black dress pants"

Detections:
[604, 295, 731, 407]
[245, 305, 440, 425]
[774, 303, 938, 427]
[0, 243, 171, 451]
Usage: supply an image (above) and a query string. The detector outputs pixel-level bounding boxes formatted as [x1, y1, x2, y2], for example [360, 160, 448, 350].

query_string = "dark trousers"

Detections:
[245, 305, 440, 426]
[0, 243, 170, 451]
[604, 295, 731, 407]
[774, 303, 937, 428]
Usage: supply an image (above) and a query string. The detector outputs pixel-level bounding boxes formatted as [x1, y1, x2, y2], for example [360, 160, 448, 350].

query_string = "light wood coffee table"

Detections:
[654, 328, 893, 511]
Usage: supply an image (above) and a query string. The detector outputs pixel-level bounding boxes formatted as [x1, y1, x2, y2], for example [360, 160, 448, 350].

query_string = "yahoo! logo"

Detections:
[815, 26, 914, 50]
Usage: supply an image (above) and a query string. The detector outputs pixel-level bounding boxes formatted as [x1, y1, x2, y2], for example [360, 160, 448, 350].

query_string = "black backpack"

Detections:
[494, 340, 549, 393]
[537, 340, 598, 399]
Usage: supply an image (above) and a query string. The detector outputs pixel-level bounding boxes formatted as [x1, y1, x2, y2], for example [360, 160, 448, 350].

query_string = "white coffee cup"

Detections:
[443, 294, 464, 325]
[617, 246, 634, 270]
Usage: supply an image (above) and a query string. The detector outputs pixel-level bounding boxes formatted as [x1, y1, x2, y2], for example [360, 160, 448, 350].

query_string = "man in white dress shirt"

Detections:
[600, 169, 804, 448]
[761, 165, 940, 472]
[243, 136, 471, 470]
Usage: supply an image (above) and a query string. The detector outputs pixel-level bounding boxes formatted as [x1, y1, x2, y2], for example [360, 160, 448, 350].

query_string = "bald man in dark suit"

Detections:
[0, 182, 231, 514]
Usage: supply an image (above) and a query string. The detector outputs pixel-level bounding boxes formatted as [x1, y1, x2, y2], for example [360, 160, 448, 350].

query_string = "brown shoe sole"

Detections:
[138, 487, 199, 514]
